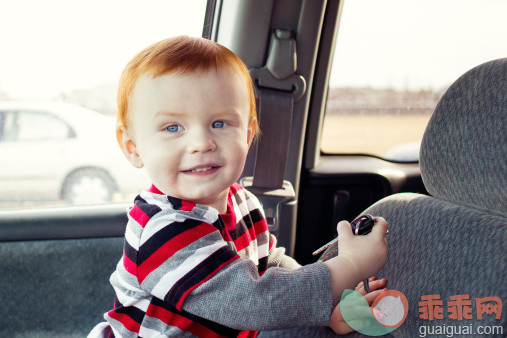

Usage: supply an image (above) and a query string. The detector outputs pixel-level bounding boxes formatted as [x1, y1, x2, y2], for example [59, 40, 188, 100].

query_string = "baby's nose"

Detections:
[187, 132, 217, 153]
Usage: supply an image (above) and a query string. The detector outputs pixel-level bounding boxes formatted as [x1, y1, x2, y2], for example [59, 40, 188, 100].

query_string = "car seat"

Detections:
[358, 58, 506, 336]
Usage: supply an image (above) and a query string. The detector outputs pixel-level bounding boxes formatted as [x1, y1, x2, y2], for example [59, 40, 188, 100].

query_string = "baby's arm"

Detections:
[182, 218, 388, 331]
[323, 218, 389, 333]
[182, 257, 333, 330]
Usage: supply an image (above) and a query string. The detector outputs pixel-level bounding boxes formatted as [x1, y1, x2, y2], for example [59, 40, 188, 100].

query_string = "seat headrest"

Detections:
[420, 58, 507, 217]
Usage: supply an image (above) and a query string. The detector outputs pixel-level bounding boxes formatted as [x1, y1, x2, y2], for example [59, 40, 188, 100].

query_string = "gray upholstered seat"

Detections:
[361, 58, 506, 336]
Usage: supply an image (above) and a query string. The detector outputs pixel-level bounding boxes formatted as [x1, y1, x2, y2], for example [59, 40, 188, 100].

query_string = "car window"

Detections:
[322, 0, 507, 162]
[0, 1, 206, 209]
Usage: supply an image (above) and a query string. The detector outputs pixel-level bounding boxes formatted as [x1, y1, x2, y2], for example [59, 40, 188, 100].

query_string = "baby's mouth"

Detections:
[182, 165, 220, 174]
[186, 166, 214, 173]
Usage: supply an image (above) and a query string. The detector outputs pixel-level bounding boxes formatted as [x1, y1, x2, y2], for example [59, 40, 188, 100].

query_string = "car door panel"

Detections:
[296, 156, 426, 264]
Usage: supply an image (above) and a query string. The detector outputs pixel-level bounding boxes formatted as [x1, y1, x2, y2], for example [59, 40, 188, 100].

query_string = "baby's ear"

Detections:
[117, 124, 143, 168]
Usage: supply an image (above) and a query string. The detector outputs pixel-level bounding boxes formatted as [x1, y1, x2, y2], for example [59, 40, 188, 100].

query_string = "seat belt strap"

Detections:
[252, 88, 294, 189]
[243, 29, 304, 254]
[249, 29, 306, 190]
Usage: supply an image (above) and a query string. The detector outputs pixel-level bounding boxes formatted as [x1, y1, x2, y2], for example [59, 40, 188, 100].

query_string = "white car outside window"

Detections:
[0, 101, 150, 205]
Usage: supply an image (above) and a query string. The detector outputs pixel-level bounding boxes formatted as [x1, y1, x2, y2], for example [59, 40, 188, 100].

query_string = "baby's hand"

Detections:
[323, 217, 388, 300]
[324, 217, 388, 299]
[337, 217, 389, 281]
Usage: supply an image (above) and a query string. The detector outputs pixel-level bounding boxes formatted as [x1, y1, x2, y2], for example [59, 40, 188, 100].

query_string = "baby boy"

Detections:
[89, 36, 388, 337]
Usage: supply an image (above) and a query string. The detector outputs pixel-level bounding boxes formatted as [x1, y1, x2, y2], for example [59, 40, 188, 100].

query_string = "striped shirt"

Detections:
[101, 183, 281, 337]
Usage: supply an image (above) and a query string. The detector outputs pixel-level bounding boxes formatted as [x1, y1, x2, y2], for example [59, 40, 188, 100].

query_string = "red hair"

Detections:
[117, 36, 258, 135]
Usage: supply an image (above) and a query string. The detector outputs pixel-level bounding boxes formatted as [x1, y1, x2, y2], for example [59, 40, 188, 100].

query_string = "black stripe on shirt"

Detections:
[112, 297, 145, 325]
[137, 218, 205, 265]
[123, 238, 137, 265]
[247, 208, 264, 224]
[134, 195, 162, 219]
[166, 196, 182, 209]
[227, 208, 264, 241]
[212, 217, 226, 232]
[166, 246, 237, 307]
[258, 256, 268, 274]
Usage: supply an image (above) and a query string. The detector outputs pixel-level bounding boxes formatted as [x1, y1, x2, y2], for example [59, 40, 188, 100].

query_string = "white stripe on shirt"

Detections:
[148, 241, 228, 300]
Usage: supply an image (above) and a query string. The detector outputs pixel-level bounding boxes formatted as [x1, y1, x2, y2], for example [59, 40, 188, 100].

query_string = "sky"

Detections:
[0, 0, 206, 99]
[0, 0, 506, 100]
[330, 0, 507, 90]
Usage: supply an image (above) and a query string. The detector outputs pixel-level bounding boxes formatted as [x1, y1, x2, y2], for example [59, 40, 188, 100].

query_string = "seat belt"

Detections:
[241, 29, 305, 255]
[252, 88, 293, 189]
[249, 29, 306, 189]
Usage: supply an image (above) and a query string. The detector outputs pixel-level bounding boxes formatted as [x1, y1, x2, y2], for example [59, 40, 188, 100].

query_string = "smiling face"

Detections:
[118, 68, 254, 213]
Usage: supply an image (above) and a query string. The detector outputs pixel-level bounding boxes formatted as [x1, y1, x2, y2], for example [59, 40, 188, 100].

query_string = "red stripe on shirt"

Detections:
[253, 219, 273, 251]
[233, 224, 257, 252]
[107, 309, 141, 334]
[233, 219, 270, 252]
[253, 219, 268, 234]
[122, 249, 137, 276]
[180, 200, 197, 212]
[137, 223, 216, 283]
[230, 182, 244, 193]
[238, 330, 258, 338]
[129, 204, 151, 228]
[148, 185, 164, 194]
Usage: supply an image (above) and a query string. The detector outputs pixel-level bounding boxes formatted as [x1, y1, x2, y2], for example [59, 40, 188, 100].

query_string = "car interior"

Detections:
[0, 0, 505, 337]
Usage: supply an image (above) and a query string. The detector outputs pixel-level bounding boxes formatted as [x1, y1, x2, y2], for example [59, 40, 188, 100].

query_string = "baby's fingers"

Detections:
[337, 220, 353, 240]
[355, 277, 376, 292]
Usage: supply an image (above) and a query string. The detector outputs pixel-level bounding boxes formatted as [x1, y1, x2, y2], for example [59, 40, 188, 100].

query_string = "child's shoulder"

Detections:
[229, 183, 266, 218]
[134, 189, 171, 210]
[131, 189, 221, 226]
[125, 190, 173, 229]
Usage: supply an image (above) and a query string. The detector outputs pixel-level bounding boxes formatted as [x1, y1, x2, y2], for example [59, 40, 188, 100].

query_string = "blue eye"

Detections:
[212, 121, 227, 128]
[166, 125, 182, 132]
